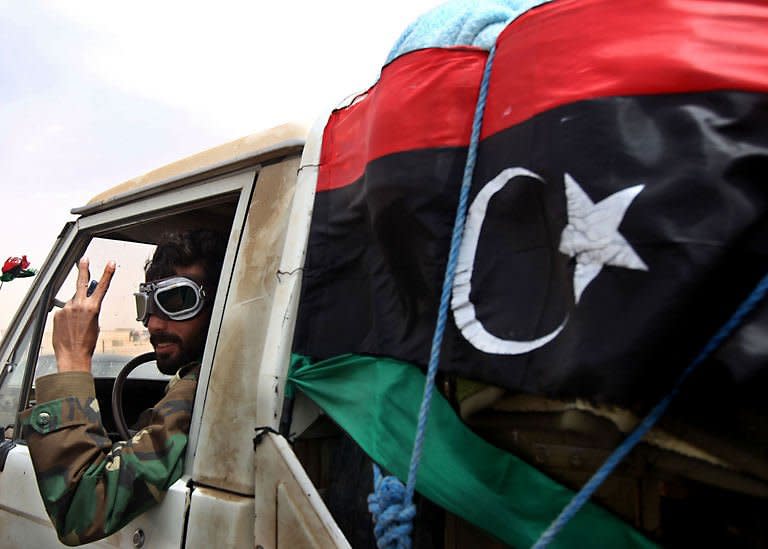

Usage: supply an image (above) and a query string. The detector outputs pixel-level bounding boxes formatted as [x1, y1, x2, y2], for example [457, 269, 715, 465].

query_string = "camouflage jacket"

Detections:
[20, 362, 200, 546]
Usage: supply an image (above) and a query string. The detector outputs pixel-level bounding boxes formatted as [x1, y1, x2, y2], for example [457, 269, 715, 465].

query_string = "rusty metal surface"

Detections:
[192, 156, 301, 495]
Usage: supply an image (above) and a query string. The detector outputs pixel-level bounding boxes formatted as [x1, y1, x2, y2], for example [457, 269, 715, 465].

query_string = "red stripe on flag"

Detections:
[318, 0, 768, 191]
[485, 0, 768, 133]
[318, 48, 486, 192]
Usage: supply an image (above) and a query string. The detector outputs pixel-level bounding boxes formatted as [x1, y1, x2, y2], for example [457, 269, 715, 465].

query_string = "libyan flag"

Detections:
[293, 0, 768, 408]
[290, 0, 768, 546]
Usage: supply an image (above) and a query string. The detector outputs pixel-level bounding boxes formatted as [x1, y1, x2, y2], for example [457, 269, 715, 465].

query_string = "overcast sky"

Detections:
[0, 0, 444, 333]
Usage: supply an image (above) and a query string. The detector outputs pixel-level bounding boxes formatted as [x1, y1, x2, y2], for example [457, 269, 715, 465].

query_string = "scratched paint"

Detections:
[193, 155, 302, 495]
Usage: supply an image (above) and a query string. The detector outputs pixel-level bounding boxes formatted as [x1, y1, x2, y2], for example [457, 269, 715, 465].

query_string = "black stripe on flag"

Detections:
[294, 90, 768, 407]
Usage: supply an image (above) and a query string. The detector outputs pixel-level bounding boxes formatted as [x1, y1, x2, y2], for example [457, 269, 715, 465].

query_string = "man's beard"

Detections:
[150, 332, 201, 375]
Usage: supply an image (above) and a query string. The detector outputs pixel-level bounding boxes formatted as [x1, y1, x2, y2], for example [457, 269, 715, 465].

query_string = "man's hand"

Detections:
[53, 258, 116, 373]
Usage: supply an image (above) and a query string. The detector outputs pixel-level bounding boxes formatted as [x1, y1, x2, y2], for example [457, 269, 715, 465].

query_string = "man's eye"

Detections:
[159, 289, 184, 310]
[158, 287, 196, 311]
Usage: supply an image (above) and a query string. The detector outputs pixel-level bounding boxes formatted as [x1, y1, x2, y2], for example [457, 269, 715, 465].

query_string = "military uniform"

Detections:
[20, 362, 200, 546]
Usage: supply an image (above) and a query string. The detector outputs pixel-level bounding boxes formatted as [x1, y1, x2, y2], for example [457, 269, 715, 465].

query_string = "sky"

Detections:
[0, 0, 444, 334]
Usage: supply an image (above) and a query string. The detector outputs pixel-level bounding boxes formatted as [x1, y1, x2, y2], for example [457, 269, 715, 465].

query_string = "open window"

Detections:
[0, 187, 243, 443]
[29, 237, 164, 436]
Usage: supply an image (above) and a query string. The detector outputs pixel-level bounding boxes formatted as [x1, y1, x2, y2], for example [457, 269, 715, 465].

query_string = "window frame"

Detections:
[0, 167, 256, 453]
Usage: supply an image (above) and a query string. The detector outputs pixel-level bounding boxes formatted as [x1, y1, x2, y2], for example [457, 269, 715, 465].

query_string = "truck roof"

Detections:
[72, 123, 307, 216]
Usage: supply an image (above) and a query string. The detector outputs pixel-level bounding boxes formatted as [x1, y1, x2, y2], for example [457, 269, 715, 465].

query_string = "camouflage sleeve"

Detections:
[19, 364, 199, 546]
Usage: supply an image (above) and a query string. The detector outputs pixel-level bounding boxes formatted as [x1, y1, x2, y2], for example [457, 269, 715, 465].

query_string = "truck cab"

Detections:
[0, 121, 348, 548]
[1, 100, 765, 549]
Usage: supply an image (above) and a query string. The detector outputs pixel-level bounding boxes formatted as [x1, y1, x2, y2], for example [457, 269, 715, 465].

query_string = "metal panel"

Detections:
[185, 487, 254, 549]
[77, 170, 253, 233]
[0, 445, 189, 548]
[253, 433, 350, 549]
[245, 112, 347, 548]
[252, 106, 324, 431]
[185, 173, 256, 473]
[192, 155, 303, 495]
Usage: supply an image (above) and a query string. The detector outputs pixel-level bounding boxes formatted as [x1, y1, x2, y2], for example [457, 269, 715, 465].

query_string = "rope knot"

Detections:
[368, 465, 416, 549]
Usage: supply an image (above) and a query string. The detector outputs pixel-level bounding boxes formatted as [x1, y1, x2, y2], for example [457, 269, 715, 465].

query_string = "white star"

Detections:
[559, 173, 648, 302]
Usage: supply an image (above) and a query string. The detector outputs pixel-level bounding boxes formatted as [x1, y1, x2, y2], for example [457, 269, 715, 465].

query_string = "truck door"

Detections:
[0, 222, 82, 547]
[0, 169, 250, 547]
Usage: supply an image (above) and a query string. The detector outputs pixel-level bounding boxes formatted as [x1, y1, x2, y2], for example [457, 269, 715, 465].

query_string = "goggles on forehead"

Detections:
[134, 276, 207, 325]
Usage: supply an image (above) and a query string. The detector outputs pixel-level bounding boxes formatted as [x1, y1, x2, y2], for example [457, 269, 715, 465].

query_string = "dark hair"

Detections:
[145, 229, 228, 290]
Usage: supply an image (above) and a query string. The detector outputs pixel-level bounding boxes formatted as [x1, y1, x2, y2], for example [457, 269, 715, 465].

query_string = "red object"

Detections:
[317, 0, 768, 192]
[2, 256, 30, 274]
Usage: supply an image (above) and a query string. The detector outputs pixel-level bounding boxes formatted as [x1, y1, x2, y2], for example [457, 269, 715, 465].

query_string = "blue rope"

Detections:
[367, 44, 498, 549]
[368, 464, 417, 549]
[532, 271, 768, 549]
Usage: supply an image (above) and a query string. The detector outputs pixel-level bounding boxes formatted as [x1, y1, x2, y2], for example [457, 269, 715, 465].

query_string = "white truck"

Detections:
[0, 121, 352, 548]
[0, 117, 766, 548]
[2, 2, 767, 545]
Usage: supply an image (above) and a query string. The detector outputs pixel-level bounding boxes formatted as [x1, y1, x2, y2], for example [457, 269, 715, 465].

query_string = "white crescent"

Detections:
[451, 167, 566, 355]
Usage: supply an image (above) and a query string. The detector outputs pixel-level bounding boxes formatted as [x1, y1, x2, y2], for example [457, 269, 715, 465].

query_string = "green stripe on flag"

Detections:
[289, 353, 656, 549]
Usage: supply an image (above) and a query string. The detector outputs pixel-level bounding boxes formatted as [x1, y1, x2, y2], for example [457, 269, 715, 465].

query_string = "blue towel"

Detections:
[386, 0, 549, 64]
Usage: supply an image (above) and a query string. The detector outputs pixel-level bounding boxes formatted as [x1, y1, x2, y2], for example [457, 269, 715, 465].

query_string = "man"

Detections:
[21, 229, 227, 545]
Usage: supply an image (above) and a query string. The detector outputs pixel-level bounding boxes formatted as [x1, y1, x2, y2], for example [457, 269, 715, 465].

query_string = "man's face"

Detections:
[146, 263, 213, 374]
